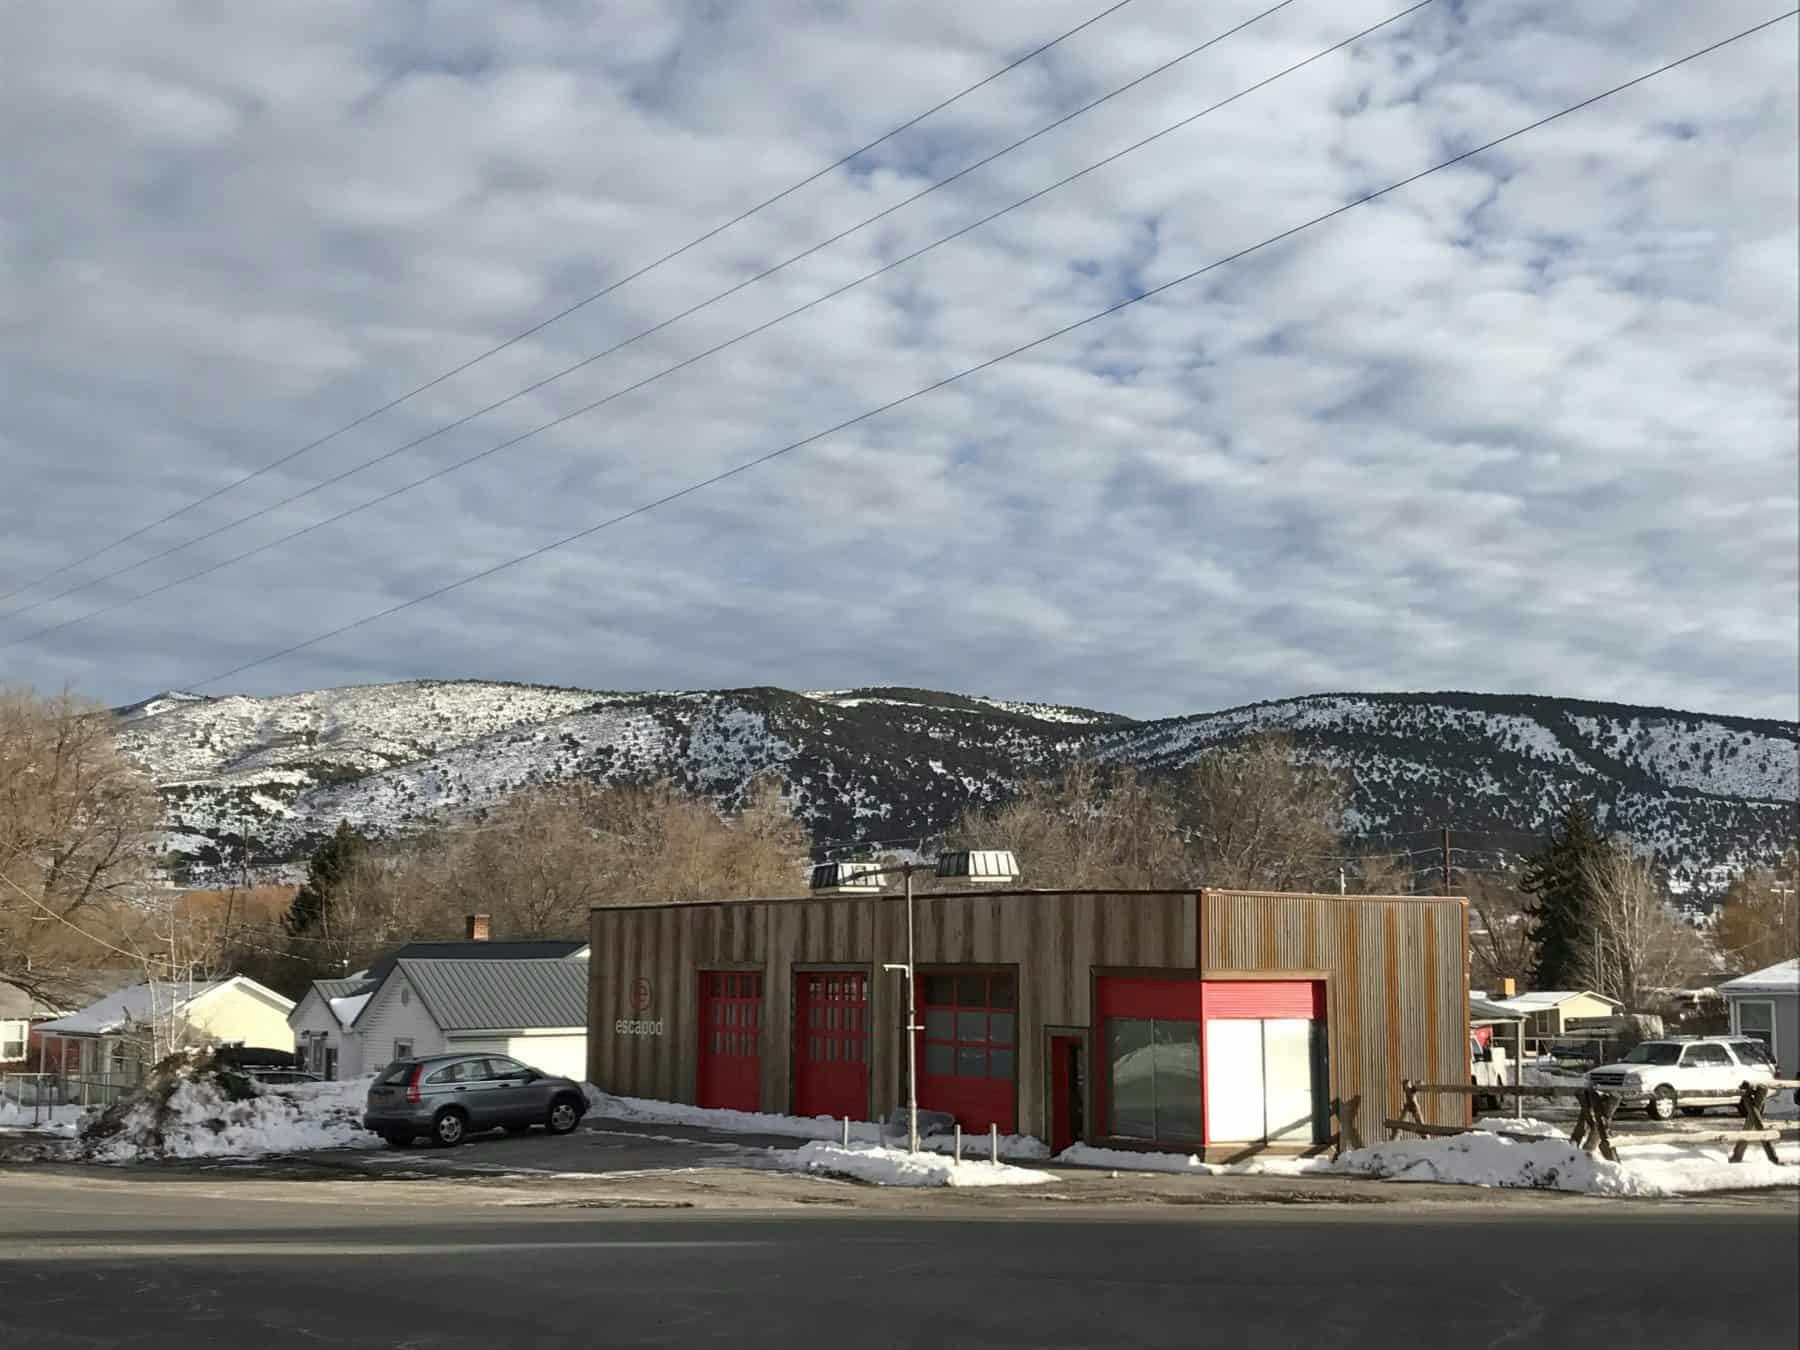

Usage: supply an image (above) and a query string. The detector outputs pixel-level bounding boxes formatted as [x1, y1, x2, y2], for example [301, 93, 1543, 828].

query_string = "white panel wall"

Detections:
[507, 1034, 587, 1081]
[355, 972, 448, 1068]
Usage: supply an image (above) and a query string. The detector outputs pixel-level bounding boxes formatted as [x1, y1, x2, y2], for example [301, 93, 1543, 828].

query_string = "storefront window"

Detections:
[1105, 1017, 1200, 1143]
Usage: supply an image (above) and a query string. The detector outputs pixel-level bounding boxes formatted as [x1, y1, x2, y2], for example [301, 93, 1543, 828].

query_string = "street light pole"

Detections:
[904, 864, 920, 1154]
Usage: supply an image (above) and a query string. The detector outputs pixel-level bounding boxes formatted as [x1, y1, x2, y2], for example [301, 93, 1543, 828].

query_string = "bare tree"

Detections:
[1577, 842, 1710, 1010]
[1715, 848, 1800, 974]
[0, 687, 161, 1000]
[1177, 734, 1343, 892]
[945, 762, 1185, 889]
[1465, 871, 1536, 992]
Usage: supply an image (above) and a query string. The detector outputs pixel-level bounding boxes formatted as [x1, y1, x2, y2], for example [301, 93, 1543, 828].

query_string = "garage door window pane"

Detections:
[957, 1011, 988, 1043]
[925, 1009, 955, 1041]
[988, 1013, 1016, 1046]
[988, 1047, 1014, 1080]
[926, 1044, 954, 1076]
[923, 975, 956, 1005]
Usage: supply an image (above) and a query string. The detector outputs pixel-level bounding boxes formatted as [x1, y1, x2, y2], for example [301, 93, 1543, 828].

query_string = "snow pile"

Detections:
[1331, 1131, 1800, 1196]
[1470, 1115, 1566, 1138]
[776, 1141, 1052, 1188]
[1051, 1143, 1332, 1177]
[582, 1087, 1051, 1159]
[0, 1100, 88, 1136]
[80, 1058, 379, 1161]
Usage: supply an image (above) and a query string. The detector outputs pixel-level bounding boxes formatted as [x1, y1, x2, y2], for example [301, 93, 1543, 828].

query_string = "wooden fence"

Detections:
[1386, 1079, 1800, 1165]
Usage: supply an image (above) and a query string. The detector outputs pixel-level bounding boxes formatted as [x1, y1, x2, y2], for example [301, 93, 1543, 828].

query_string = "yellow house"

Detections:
[34, 975, 296, 1086]
[1493, 990, 1623, 1048]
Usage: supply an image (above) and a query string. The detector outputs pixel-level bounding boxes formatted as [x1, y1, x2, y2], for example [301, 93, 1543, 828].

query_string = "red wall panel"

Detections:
[1096, 975, 1201, 1021]
[1201, 979, 1325, 1020]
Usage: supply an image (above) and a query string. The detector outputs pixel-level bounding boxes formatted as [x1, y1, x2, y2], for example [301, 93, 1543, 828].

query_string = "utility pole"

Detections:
[1442, 828, 1453, 897]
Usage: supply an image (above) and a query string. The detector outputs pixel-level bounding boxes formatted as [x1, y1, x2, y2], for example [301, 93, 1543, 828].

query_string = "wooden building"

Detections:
[587, 888, 1468, 1158]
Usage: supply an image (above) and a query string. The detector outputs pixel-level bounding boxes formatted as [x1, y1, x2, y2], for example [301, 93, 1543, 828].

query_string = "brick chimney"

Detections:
[466, 913, 491, 942]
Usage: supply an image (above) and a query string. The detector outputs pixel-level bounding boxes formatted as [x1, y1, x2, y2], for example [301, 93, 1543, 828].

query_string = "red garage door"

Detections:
[697, 971, 762, 1112]
[793, 970, 869, 1120]
[916, 971, 1017, 1133]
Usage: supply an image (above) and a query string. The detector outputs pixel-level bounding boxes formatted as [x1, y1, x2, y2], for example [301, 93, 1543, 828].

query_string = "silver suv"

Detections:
[363, 1052, 587, 1147]
[1586, 1036, 1776, 1121]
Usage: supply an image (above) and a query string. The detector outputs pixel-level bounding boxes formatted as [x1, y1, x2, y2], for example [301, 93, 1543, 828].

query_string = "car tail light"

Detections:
[405, 1065, 423, 1104]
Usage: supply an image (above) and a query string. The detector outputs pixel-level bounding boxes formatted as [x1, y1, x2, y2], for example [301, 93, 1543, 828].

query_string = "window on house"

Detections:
[1736, 1001, 1775, 1053]
[393, 1039, 414, 1061]
[919, 972, 1016, 1081]
[0, 1020, 27, 1063]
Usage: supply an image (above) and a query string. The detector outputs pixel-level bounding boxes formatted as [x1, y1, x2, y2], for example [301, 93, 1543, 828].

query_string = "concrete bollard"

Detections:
[990, 1123, 998, 1164]
[842, 1116, 850, 1148]
[953, 1124, 962, 1163]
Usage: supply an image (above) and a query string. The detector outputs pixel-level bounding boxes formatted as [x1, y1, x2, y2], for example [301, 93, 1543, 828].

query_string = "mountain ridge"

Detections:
[113, 680, 1798, 898]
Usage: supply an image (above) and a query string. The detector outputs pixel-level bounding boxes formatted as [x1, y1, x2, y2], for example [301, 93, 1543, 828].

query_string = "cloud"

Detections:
[0, 0, 1794, 723]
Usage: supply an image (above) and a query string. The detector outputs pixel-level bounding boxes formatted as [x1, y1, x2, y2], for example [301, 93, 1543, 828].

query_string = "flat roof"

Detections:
[590, 887, 1467, 914]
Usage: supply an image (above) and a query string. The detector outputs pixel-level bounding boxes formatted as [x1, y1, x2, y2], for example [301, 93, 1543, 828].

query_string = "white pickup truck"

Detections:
[1585, 1036, 1777, 1120]
[1470, 1035, 1512, 1112]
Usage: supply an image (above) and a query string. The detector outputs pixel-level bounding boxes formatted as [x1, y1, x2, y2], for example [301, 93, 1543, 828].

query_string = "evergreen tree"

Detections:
[284, 819, 368, 938]
[1520, 801, 1606, 989]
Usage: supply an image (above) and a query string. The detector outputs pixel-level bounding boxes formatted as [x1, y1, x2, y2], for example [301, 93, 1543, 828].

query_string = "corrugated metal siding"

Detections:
[1202, 892, 1467, 1140]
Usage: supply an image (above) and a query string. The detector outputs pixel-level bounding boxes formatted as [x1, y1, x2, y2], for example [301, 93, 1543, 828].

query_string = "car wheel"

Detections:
[505, 1123, 532, 1135]
[432, 1108, 468, 1147]
[1680, 1106, 1706, 1118]
[546, 1097, 581, 1135]
[1648, 1087, 1677, 1122]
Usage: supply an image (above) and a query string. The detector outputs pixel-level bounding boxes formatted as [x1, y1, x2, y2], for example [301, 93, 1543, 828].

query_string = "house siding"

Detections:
[356, 971, 451, 1066]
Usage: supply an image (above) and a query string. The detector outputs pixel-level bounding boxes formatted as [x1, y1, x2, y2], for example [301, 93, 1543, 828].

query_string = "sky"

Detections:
[2, 0, 1795, 723]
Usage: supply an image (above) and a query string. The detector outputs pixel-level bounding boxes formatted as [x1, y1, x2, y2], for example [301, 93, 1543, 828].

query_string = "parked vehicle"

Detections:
[1469, 1035, 1512, 1112]
[363, 1053, 587, 1147]
[1586, 1036, 1777, 1121]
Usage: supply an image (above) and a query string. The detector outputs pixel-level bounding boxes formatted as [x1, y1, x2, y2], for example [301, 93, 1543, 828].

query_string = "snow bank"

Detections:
[0, 1100, 87, 1136]
[776, 1141, 1052, 1188]
[1051, 1143, 1331, 1177]
[582, 1087, 1050, 1159]
[1332, 1132, 1800, 1196]
[81, 1062, 379, 1161]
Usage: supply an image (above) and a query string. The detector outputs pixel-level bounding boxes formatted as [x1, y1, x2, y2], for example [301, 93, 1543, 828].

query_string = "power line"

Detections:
[3, 0, 1310, 639]
[152, 9, 1794, 696]
[0, 0, 1138, 608]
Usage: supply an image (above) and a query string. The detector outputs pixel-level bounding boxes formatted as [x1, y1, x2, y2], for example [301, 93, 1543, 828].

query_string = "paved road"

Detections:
[2, 1173, 1795, 1348]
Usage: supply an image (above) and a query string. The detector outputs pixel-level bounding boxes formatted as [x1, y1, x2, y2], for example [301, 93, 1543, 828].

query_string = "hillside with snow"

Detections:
[115, 682, 1796, 896]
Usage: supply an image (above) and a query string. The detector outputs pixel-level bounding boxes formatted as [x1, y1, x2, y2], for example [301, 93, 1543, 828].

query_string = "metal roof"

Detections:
[1721, 958, 1799, 995]
[1470, 996, 1528, 1022]
[312, 977, 376, 1001]
[396, 958, 589, 1032]
[364, 939, 585, 988]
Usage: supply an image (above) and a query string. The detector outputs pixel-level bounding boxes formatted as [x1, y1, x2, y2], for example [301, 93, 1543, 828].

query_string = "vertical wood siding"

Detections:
[590, 889, 1466, 1144]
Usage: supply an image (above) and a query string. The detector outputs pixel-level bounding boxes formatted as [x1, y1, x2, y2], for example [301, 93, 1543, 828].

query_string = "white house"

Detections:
[35, 975, 296, 1085]
[1722, 959, 1799, 1079]
[353, 958, 590, 1080]
[290, 977, 377, 1080]
[289, 936, 589, 1080]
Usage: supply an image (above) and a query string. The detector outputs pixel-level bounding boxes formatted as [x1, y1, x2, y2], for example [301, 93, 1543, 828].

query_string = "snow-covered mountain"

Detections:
[116, 682, 1797, 897]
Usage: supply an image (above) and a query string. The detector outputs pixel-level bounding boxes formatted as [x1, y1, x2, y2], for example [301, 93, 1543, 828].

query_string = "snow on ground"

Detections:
[0, 1100, 88, 1136]
[1051, 1143, 1331, 1177]
[83, 1073, 380, 1161]
[1333, 1132, 1800, 1196]
[775, 1141, 1052, 1188]
[581, 1087, 1050, 1160]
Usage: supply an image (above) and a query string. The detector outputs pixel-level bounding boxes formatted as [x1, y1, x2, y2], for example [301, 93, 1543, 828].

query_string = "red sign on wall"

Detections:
[630, 977, 653, 1012]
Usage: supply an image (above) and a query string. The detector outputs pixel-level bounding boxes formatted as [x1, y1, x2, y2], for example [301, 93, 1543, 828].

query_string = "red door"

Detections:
[697, 971, 762, 1112]
[792, 970, 869, 1120]
[1048, 1034, 1084, 1154]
